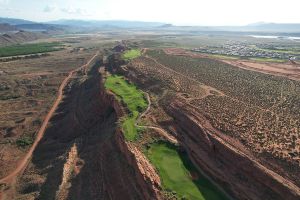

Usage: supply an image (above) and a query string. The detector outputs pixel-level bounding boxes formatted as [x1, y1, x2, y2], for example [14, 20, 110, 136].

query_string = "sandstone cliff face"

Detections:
[165, 99, 300, 200]
[15, 65, 160, 200]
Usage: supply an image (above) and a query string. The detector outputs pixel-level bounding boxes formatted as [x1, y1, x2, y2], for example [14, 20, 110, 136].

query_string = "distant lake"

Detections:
[249, 35, 300, 40]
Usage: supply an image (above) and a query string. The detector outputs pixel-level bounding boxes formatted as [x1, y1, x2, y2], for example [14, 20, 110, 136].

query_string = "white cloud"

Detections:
[0, 0, 9, 4]
[43, 5, 57, 13]
[60, 7, 90, 16]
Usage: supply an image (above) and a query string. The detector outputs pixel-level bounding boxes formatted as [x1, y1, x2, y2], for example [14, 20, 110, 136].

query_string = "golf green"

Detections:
[147, 142, 229, 200]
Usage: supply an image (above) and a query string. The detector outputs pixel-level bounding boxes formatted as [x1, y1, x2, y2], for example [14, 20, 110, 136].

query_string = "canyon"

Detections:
[1, 44, 300, 200]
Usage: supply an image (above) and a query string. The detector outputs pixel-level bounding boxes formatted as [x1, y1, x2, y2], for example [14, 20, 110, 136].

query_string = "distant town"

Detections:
[193, 43, 300, 61]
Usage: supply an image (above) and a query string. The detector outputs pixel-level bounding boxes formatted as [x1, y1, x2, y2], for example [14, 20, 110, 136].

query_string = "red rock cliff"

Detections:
[165, 99, 300, 200]
[15, 65, 160, 200]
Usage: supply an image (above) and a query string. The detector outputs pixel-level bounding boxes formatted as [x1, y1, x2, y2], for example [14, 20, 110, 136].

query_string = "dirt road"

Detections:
[0, 53, 99, 185]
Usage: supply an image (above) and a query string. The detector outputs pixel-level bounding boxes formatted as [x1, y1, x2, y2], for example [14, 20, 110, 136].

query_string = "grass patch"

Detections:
[146, 142, 229, 200]
[105, 75, 147, 141]
[206, 53, 240, 60]
[0, 42, 63, 57]
[122, 49, 141, 60]
[248, 57, 286, 63]
[251, 45, 300, 55]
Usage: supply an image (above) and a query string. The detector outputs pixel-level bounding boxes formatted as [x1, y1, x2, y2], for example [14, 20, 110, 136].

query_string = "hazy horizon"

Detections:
[0, 0, 299, 26]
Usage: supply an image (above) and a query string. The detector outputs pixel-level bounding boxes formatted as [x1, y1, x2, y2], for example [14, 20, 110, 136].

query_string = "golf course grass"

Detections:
[122, 49, 142, 60]
[105, 75, 147, 141]
[147, 142, 229, 200]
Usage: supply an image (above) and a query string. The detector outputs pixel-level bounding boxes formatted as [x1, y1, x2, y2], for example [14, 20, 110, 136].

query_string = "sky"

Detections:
[0, 0, 299, 26]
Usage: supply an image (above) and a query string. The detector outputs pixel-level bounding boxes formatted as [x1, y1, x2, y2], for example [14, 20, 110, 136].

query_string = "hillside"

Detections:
[0, 17, 35, 25]
[15, 23, 66, 32]
[0, 31, 45, 47]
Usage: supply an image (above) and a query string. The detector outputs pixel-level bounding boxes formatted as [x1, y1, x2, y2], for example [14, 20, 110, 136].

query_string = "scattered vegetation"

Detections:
[146, 50, 300, 109]
[16, 136, 33, 148]
[140, 49, 300, 183]
[105, 75, 147, 141]
[0, 42, 63, 57]
[146, 142, 228, 200]
[122, 49, 141, 60]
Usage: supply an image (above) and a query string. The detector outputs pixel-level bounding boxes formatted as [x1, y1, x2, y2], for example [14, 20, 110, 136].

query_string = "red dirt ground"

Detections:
[0, 53, 98, 187]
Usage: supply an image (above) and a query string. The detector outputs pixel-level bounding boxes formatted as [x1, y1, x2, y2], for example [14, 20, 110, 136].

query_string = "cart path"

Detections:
[135, 92, 178, 144]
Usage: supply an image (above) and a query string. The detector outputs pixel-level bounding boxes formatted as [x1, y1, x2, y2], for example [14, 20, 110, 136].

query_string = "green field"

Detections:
[205, 53, 240, 60]
[105, 75, 147, 141]
[248, 57, 286, 63]
[250, 45, 300, 55]
[122, 49, 142, 60]
[147, 142, 228, 200]
[0, 42, 63, 57]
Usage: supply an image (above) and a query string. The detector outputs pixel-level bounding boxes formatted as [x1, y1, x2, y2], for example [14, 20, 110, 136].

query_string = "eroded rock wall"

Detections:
[165, 100, 300, 200]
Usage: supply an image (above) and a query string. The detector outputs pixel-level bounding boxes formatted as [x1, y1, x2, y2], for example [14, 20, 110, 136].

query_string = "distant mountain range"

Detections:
[246, 23, 300, 32]
[0, 17, 300, 33]
[49, 19, 166, 28]
[0, 17, 66, 32]
[214, 23, 300, 32]
[0, 23, 18, 32]
[0, 17, 35, 25]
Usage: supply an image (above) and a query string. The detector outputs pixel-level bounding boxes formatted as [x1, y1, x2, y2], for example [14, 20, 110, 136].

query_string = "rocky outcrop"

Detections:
[165, 99, 300, 200]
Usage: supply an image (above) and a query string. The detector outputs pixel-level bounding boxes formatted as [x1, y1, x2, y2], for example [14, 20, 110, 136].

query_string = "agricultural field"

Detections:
[252, 44, 300, 55]
[105, 75, 147, 141]
[146, 142, 228, 200]
[248, 57, 286, 63]
[0, 42, 63, 57]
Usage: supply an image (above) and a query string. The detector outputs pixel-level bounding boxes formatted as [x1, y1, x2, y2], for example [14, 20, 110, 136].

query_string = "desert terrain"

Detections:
[0, 29, 299, 200]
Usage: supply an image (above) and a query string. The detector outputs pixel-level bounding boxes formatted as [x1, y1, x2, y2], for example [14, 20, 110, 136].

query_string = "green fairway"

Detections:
[122, 49, 141, 60]
[105, 75, 147, 141]
[0, 42, 63, 57]
[147, 142, 229, 200]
